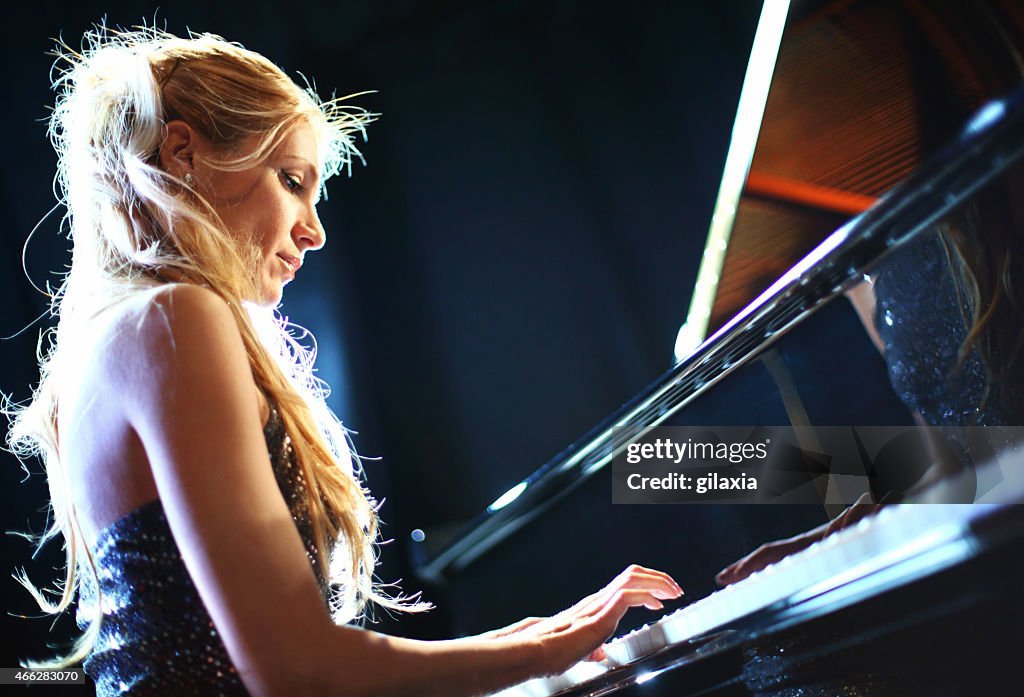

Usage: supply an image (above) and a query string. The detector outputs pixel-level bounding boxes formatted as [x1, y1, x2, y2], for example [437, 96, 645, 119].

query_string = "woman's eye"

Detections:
[280, 171, 302, 193]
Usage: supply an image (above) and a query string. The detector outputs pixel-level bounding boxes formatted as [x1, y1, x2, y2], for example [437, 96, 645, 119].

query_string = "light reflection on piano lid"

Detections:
[634, 671, 660, 685]
[488, 482, 529, 513]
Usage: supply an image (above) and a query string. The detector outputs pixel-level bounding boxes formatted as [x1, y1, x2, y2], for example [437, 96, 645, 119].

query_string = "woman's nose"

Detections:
[294, 209, 326, 251]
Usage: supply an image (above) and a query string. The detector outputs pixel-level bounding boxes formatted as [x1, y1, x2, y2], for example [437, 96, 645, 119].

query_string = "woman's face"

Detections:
[198, 121, 326, 306]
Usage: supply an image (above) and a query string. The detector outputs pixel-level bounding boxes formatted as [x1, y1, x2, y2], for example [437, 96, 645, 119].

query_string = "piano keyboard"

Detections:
[495, 501, 991, 697]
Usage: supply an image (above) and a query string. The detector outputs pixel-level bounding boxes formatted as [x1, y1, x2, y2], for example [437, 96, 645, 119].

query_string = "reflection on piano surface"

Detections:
[413, 1, 1024, 695]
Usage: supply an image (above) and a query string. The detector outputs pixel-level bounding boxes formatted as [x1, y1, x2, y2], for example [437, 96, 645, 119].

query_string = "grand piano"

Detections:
[411, 1, 1024, 694]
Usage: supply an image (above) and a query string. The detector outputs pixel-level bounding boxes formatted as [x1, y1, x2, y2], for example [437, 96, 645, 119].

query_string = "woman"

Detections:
[8, 26, 681, 696]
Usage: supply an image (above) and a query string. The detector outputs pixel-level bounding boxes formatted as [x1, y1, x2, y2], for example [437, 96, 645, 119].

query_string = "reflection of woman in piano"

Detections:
[718, 167, 1024, 585]
[8, 27, 682, 695]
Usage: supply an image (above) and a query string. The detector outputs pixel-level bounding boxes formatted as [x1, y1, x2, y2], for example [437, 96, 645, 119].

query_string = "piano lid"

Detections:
[679, 0, 1024, 359]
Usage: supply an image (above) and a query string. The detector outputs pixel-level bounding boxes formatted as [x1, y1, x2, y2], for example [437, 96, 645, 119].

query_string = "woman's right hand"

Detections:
[715, 493, 884, 586]
[714, 531, 821, 587]
[494, 564, 683, 676]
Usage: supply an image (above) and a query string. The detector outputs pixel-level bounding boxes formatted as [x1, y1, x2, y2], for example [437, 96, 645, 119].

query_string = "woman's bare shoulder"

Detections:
[106, 283, 235, 344]
[98, 284, 240, 380]
[89, 283, 261, 433]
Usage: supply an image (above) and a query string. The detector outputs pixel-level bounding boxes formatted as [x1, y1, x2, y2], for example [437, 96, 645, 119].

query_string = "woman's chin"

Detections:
[247, 283, 284, 308]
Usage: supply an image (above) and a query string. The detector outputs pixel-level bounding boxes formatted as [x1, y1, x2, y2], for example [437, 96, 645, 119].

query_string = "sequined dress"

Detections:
[873, 232, 1023, 426]
[76, 402, 330, 696]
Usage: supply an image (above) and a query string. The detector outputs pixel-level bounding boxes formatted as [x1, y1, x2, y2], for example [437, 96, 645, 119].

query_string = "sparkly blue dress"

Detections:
[873, 232, 1024, 476]
[873, 232, 1022, 426]
[76, 403, 332, 696]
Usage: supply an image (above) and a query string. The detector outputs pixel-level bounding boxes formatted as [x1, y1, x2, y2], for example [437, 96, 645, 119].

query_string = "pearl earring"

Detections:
[184, 172, 194, 186]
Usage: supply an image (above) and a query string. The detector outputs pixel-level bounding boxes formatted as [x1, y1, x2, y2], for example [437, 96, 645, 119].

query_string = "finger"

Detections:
[824, 514, 846, 536]
[715, 565, 735, 586]
[622, 565, 685, 594]
[565, 572, 681, 622]
[715, 541, 795, 586]
[572, 586, 673, 630]
[606, 565, 684, 598]
[607, 588, 671, 615]
[716, 556, 750, 585]
[852, 505, 883, 528]
[548, 588, 654, 641]
[545, 569, 681, 639]
[721, 557, 760, 585]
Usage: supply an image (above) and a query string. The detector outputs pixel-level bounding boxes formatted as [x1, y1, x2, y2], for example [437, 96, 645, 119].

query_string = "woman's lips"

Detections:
[278, 254, 301, 271]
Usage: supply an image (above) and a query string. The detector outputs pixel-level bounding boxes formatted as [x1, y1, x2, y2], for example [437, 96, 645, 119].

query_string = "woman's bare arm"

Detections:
[846, 279, 885, 355]
[110, 284, 680, 697]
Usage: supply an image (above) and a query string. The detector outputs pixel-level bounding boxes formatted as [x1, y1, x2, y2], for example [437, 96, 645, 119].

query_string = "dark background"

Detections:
[0, 1, 851, 692]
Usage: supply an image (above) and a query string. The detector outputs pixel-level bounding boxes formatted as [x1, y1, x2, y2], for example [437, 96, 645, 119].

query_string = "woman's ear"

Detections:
[158, 120, 196, 177]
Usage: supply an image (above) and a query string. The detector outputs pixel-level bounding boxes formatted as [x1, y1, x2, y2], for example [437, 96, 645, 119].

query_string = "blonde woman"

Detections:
[8, 27, 681, 697]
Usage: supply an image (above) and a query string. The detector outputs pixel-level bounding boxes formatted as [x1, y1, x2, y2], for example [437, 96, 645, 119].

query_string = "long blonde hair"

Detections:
[7, 24, 424, 669]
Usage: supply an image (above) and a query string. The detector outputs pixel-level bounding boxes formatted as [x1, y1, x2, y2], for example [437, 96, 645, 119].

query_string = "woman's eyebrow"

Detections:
[278, 154, 321, 187]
